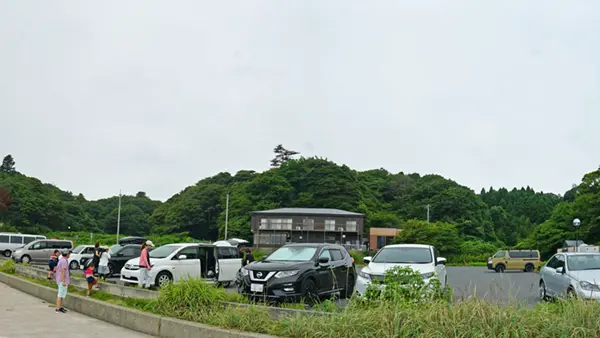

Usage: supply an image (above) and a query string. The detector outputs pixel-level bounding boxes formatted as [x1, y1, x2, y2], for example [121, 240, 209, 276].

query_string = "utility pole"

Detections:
[116, 190, 122, 243]
[224, 192, 229, 240]
[426, 204, 431, 223]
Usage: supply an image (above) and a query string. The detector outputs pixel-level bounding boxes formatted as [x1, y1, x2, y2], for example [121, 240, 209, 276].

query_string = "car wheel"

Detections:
[219, 281, 231, 288]
[3, 250, 11, 258]
[156, 271, 173, 287]
[21, 255, 31, 264]
[342, 275, 355, 299]
[495, 264, 505, 273]
[567, 288, 576, 300]
[301, 278, 318, 304]
[539, 280, 548, 301]
[525, 264, 534, 273]
[69, 261, 79, 270]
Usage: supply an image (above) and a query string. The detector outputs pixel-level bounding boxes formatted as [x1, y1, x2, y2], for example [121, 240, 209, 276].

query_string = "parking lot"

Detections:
[11, 258, 542, 306]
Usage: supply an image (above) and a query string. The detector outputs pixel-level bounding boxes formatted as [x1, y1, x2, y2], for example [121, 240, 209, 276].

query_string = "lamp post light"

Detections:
[573, 218, 581, 252]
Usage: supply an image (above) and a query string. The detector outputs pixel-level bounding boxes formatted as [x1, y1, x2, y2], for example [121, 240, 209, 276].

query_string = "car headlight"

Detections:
[358, 271, 371, 280]
[579, 281, 600, 291]
[421, 272, 435, 279]
[241, 268, 249, 276]
[274, 270, 299, 278]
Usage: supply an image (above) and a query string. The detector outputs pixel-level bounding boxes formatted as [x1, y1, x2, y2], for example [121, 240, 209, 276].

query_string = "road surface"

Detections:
[0, 282, 154, 338]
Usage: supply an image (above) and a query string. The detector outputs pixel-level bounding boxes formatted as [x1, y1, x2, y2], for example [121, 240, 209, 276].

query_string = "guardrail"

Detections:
[12, 263, 334, 320]
[0, 271, 275, 338]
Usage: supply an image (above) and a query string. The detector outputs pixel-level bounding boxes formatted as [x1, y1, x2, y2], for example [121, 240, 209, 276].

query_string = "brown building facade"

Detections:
[251, 208, 365, 249]
[368, 227, 401, 252]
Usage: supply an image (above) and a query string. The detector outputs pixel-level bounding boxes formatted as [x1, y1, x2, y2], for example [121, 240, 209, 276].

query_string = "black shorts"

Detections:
[87, 277, 96, 284]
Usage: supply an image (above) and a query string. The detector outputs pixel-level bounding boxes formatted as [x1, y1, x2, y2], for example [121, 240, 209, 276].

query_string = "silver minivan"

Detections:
[0, 232, 46, 257]
[11, 239, 73, 264]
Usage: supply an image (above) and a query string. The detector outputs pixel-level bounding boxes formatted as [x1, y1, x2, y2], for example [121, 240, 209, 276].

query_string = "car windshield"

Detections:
[109, 244, 122, 255]
[567, 255, 600, 271]
[373, 247, 433, 264]
[72, 245, 86, 254]
[149, 245, 178, 259]
[266, 246, 317, 261]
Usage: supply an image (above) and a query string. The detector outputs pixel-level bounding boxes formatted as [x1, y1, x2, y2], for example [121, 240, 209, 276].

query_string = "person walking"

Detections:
[85, 263, 98, 296]
[138, 240, 154, 289]
[47, 250, 59, 280]
[98, 248, 111, 281]
[55, 250, 71, 314]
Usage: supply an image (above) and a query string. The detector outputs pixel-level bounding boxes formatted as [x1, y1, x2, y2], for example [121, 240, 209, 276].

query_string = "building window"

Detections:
[346, 221, 357, 232]
[257, 233, 286, 245]
[303, 219, 314, 230]
[268, 218, 292, 230]
[260, 218, 268, 230]
[377, 236, 386, 249]
[325, 220, 336, 231]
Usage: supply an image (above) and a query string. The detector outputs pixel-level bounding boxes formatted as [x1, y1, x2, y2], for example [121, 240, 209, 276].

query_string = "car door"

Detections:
[216, 247, 241, 282]
[30, 241, 48, 262]
[543, 255, 560, 295]
[172, 246, 201, 283]
[329, 248, 347, 291]
[554, 255, 571, 296]
[316, 248, 335, 294]
[433, 247, 447, 287]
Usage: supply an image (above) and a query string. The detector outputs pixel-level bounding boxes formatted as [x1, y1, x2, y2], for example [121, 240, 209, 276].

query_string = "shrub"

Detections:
[155, 278, 229, 320]
[0, 259, 16, 274]
[348, 250, 366, 265]
[360, 265, 449, 305]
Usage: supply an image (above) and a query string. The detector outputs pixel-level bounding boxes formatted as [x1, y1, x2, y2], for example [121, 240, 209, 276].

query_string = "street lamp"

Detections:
[573, 218, 581, 252]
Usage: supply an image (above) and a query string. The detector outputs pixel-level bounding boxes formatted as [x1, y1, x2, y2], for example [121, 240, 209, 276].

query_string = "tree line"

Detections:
[1, 151, 597, 260]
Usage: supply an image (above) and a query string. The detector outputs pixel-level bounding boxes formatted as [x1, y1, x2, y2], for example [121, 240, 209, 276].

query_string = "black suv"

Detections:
[238, 243, 356, 302]
[103, 244, 143, 277]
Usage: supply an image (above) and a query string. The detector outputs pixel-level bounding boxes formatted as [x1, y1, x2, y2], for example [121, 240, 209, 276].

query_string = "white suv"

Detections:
[355, 244, 447, 296]
[120, 243, 242, 287]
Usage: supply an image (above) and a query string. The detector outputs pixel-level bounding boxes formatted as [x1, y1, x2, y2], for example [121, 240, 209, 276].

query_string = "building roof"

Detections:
[251, 207, 364, 217]
[564, 240, 586, 246]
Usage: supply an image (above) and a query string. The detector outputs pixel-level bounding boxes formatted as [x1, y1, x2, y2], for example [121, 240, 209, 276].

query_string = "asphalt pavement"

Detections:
[14, 260, 542, 306]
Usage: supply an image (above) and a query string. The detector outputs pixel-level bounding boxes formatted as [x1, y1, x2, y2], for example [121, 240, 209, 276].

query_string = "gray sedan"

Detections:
[539, 252, 600, 300]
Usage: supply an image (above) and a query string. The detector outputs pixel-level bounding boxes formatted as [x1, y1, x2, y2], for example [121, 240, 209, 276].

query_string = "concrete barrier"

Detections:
[0, 272, 276, 338]
[13, 264, 333, 319]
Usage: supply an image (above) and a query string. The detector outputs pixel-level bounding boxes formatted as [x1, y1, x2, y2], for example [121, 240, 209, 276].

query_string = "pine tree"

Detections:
[270, 144, 300, 168]
[0, 155, 16, 173]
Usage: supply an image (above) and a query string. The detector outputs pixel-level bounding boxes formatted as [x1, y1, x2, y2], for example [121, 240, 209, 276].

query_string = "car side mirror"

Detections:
[363, 256, 372, 264]
[178, 254, 187, 260]
[436, 257, 447, 265]
[318, 256, 330, 266]
[117, 253, 123, 257]
[556, 267, 565, 274]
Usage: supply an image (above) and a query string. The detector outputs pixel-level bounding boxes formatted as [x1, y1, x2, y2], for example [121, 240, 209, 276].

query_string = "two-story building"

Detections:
[251, 208, 365, 249]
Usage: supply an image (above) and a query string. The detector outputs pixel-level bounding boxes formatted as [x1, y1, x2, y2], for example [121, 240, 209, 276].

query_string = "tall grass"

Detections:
[0, 259, 15, 274]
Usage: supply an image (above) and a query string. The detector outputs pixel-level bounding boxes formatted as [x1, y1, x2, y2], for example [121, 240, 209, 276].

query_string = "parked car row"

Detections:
[0, 232, 47, 258]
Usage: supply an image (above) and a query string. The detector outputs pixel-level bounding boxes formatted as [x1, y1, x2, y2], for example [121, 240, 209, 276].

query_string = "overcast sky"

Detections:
[1, 1, 599, 201]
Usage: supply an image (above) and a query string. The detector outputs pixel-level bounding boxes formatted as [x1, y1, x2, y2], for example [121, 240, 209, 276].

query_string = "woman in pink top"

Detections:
[138, 240, 154, 289]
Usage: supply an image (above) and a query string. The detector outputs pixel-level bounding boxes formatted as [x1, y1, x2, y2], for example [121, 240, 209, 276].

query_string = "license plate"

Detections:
[250, 283, 264, 293]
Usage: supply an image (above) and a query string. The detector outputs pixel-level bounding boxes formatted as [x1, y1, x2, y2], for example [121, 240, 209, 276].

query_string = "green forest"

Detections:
[1, 150, 598, 260]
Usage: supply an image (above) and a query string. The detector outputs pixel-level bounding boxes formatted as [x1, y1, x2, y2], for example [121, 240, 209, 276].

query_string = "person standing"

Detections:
[91, 242, 101, 275]
[138, 240, 154, 289]
[244, 248, 255, 266]
[55, 250, 71, 314]
[98, 248, 111, 281]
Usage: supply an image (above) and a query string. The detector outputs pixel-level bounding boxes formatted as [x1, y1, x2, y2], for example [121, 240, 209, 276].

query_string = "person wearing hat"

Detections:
[138, 240, 154, 289]
[55, 250, 71, 313]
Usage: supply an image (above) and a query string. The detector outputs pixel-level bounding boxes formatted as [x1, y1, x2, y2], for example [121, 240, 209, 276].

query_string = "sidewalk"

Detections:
[0, 282, 154, 337]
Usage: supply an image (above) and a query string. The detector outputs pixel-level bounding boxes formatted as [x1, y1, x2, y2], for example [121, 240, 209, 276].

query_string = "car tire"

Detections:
[218, 281, 231, 288]
[301, 278, 318, 304]
[69, 261, 79, 270]
[495, 264, 505, 273]
[3, 250, 11, 258]
[539, 280, 548, 301]
[525, 264, 534, 273]
[21, 255, 31, 264]
[567, 287, 576, 300]
[342, 275, 355, 299]
[155, 271, 173, 288]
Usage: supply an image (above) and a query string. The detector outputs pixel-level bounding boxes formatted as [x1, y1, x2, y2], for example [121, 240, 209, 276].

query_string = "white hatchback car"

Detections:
[355, 244, 447, 296]
[120, 243, 242, 287]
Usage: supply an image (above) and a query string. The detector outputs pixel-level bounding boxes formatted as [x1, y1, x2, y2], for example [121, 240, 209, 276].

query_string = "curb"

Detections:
[0, 272, 276, 338]
[13, 264, 334, 319]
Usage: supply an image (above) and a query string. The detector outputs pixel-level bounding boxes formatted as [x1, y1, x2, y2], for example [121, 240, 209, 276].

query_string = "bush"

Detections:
[0, 259, 15, 274]
[361, 266, 449, 305]
[348, 250, 366, 265]
[155, 278, 231, 320]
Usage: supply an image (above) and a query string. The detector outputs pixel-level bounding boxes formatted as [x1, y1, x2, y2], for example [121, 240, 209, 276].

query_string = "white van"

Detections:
[120, 243, 241, 287]
[0, 233, 46, 257]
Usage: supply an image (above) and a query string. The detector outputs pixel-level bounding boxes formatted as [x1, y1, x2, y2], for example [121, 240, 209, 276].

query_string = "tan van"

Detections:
[487, 249, 541, 273]
[11, 239, 74, 264]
